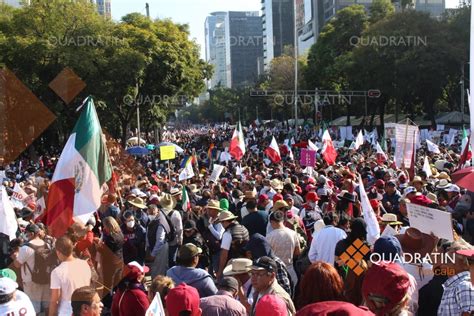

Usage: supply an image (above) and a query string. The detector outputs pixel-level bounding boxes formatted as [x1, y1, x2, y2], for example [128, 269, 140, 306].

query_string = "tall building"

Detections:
[414, 0, 446, 17]
[205, 12, 228, 88]
[205, 11, 263, 89]
[91, 0, 111, 19]
[225, 11, 263, 88]
[262, 0, 295, 69]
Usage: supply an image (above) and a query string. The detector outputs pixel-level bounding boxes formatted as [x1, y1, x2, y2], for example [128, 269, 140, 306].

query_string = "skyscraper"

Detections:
[225, 11, 263, 88]
[205, 12, 228, 88]
[91, 0, 111, 19]
[262, 0, 295, 69]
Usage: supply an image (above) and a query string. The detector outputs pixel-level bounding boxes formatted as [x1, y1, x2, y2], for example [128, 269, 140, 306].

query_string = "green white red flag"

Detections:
[44, 97, 112, 237]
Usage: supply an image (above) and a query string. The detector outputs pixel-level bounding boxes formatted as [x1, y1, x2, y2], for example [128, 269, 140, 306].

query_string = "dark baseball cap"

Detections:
[251, 256, 277, 273]
[218, 277, 239, 292]
[184, 220, 197, 231]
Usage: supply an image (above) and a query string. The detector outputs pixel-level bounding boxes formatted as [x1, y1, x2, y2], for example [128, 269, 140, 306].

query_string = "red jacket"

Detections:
[111, 286, 150, 316]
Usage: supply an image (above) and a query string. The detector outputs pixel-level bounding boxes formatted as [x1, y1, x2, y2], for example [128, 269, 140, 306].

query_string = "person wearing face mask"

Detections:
[121, 211, 146, 265]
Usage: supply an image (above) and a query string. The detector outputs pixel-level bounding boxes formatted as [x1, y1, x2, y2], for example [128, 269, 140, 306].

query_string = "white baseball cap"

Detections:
[0, 277, 18, 295]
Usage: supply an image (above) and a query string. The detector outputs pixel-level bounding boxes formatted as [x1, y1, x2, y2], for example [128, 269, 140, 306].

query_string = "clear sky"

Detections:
[111, 0, 460, 59]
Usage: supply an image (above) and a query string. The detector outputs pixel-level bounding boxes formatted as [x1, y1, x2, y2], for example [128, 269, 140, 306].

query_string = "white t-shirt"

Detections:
[266, 227, 299, 267]
[50, 258, 92, 316]
[17, 238, 46, 283]
[0, 290, 36, 316]
[220, 231, 232, 250]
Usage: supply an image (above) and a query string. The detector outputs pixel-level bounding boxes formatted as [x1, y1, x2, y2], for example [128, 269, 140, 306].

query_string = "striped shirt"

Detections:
[438, 271, 474, 316]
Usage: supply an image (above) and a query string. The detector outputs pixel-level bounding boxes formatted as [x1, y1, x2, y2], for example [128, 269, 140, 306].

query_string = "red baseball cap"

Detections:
[362, 262, 410, 316]
[150, 185, 159, 192]
[255, 294, 287, 316]
[165, 283, 201, 316]
[296, 301, 374, 316]
[123, 261, 149, 281]
[273, 193, 283, 203]
[369, 199, 379, 210]
[375, 179, 385, 189]
[258, 194, 269, 203]
[305, 191, 319, 202]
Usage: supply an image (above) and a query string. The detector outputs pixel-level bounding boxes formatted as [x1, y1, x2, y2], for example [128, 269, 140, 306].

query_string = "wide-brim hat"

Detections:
[215, 210, 238, 223]
[270, 179, 283, 191]
[170, 187, 182, 196]
[409, 176, 426, 186]
[381, 213, 403, 226]
[189, 184, 199, 193]
[436, 179, 451, 190]
[244, 191, 257, 200]
[436, 172, 451, 181]
[206, 199, 223, 212]
[395, 227, 437, 257]
[223, 258, 253, 276]
[128, 197, 147, 209]
[160, 193, 177, 210]
[337, 190, 356, 203]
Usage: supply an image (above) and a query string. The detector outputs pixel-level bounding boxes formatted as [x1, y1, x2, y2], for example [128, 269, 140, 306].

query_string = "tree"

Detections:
[369, 0, 395, 24]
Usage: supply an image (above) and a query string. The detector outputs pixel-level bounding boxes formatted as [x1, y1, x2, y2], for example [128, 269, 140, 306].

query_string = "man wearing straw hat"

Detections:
[160, 193, 183, 267]
[215, 211, 249, 280]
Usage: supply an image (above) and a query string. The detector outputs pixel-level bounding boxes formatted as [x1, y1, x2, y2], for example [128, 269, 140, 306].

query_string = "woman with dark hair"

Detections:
[334, 218, 370, 305]
[296, 261, 345, 310]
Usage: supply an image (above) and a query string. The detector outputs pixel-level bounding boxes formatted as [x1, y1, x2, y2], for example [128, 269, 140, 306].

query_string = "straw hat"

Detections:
[189, 184, 199, 193]
[128, 197, 147, 209]
[437, 172, 451, 181]
[270, 179, 283, 191]
[223, 258, 253, 276]
[215, 211, 238, 223]
[436, 179, 451, 190]
[206, 200, 223, 212]
[381, 213, 403, 226]
[410, 176, 426, 186]
[160, 193, 177, 210]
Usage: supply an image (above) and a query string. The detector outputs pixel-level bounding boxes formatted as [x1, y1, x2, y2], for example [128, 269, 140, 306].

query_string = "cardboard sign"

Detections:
[300, 149, 316, 167]
[160, 145, 176, 160]
[407, 203, 454, 241]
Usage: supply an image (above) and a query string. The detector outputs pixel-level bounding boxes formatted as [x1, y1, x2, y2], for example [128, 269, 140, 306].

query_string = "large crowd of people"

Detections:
[0, 123, 474, 316]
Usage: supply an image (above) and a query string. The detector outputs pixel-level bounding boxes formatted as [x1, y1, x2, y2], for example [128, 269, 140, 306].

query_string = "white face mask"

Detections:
[126, 220, 135, 228]
[148, 215, 156, 221]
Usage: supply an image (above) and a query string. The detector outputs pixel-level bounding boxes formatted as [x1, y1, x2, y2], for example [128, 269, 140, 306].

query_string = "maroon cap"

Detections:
[165, 283, 200, 316]
[362, 262, 410, 316]
[296, 301, 374, 316]
[258, 194, 269, 202]
[375, 179, 385, 189]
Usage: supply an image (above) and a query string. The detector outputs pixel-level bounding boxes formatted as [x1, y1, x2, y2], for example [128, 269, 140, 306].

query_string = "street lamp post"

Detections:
[293, 0, 298, 129]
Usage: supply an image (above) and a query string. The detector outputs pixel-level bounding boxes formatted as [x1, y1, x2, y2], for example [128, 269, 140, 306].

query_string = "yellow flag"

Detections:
[160, 145, 176, 160]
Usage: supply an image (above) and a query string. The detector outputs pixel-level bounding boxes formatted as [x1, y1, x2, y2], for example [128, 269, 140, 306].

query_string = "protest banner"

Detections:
[300, 149, 316, 167]
[394, 122, 419, 168]
[209, 164, 225, 183]
[146, 292, 165, 316]
[407, 203, 454, 241]
[160, 145, 176, 160]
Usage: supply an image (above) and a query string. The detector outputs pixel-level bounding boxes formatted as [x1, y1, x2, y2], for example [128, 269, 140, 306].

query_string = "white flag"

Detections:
[358, 176, 380, 245]
[426, 139, 441, 154]
[178, 163, 195, 181]
[0, 186, 18, 241]
[423, 156, 432, 178]
[236, 164, 243, 176]
[308, 140, 319, 152]
[354, 130, 364, 150]
[146, 292, 165, 316]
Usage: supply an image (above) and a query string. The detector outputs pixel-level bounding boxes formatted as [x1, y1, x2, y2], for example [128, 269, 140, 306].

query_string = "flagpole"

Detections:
[470, 2, 474, 167]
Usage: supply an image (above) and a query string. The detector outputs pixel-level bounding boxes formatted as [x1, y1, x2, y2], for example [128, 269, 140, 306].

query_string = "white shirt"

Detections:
[308, 226, 347, 265]
[50, 258, 92, 316]
[164, 208, 183, 246]
[17, 238, 46, 283]
[0, 290, 36, 316]
[221, 231, 232, 250]
[266, 227, 299, 267]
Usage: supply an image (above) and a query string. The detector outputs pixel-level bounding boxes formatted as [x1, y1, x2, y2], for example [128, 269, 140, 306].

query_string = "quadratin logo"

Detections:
[340, 239, 370, 276]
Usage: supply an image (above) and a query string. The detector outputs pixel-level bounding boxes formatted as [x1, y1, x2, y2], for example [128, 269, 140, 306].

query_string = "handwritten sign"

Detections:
[300, 149, 316, 167]
[209, 164, 225, 183]
[407, 203, 454, 241]
[160, 145, 176, 160]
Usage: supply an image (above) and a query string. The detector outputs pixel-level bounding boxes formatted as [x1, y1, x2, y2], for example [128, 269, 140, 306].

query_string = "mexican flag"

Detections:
[229, 122, 246, 161]
[45, 97, 112, 237]
[182, 186, 190, 212]
[321, 130, 337, 165]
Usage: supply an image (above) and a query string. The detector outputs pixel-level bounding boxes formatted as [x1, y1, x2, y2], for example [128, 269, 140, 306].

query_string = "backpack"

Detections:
[285, 217, 308, 252]
[147, 212, 176, 250]
[24, 243, 57, 284]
